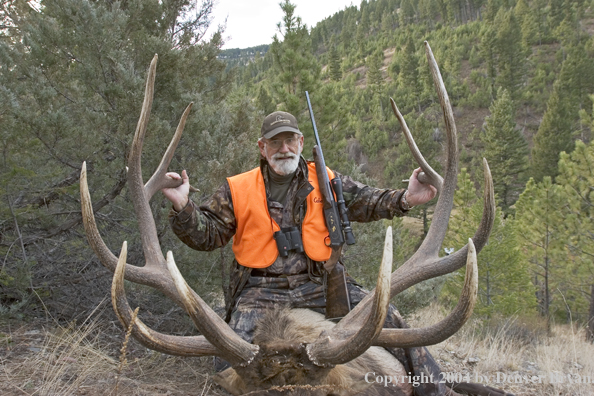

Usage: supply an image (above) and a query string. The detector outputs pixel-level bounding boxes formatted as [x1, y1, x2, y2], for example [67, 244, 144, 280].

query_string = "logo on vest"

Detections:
[313, 197, 323, 204]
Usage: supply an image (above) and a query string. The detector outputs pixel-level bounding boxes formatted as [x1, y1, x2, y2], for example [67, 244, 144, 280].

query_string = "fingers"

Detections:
[165, 170, 190, 187]
[166, 171, 182, 180]
[407, 167, 437, 206]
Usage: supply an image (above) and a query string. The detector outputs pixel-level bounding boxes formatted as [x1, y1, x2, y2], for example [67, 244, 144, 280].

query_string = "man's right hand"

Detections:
[162, 169, 190, 212]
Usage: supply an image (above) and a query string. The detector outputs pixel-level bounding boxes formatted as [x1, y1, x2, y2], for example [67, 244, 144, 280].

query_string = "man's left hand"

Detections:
[406, 168, 437, 207]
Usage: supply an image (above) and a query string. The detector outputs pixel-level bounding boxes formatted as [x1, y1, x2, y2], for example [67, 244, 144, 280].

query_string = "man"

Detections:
[162, 110, 443, 394]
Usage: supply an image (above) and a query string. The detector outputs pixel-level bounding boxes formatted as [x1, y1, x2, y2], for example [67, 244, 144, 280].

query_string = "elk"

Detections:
[79, 42, 505, 396]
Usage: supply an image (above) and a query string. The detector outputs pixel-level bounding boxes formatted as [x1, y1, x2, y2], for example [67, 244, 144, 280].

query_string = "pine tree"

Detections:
[366, 50, 384, 90]
[0, 0, 252, 316]
[484, 0, 501, 23]
[514, 0, 539, 45]
[269, 0, 320, 116]
[554, 6, 581, 48]
[380, 10, 395, 34]
[557, 140, 594, 334]
[514, 177, 566, 331]
[494, 9, 528, 101]
[514, 0, 530, 24]
[530, 81, 574, 182]
[355, 22, 367, 58]
[256, 85, 276, 115]
[548, 0, 566, 31]
[481, 88, 529, 212]
[399, 0, 416, 25]
[418, 0, 440, 26]
[479, 24, 498, 98]
[520, 7, 541, 46]
[328, 40, 343, 82]
[383, 112, 442, 235]
[397, 37, 421, 111]
[340, 15, 356, 51]
[442, 169, 536, 316]
[557, 44, 594, 124]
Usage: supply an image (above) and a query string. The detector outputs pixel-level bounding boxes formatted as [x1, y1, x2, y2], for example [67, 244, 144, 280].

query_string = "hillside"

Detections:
[217, 0, 594, 325]
[225, 0, 594, 191]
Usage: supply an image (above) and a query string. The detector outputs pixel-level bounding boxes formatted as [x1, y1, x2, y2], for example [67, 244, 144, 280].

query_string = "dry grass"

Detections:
[409, 304, 594, 396]
[0, 317, 117, 395]
[0, 312, 228, 396]
[2, 304, 594, 395]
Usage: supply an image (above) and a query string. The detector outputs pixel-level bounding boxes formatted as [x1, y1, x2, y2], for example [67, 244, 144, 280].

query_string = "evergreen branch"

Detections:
[20, 170, 127, 246]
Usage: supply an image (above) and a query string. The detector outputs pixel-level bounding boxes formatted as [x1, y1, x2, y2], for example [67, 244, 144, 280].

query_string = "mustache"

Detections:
[272, 152, 297, 160]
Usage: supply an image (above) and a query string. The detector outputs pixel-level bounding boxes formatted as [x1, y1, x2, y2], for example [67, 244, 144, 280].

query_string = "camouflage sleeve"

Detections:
[168, 181, 236, 251]
[334, 171, 409, 222]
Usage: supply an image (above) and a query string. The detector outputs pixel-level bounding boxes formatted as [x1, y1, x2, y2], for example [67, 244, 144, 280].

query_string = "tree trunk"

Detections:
[587, 284, 594, 343]
[422, 207, 429, 236]
[544, 224, 551, 334]
[486, 266, 492, 306]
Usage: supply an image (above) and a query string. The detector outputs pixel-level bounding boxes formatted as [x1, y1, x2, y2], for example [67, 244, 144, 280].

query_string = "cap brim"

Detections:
[262, 126, 302, 139]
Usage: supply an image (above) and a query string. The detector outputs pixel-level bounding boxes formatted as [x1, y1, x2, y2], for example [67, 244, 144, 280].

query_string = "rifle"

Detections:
[305, 91, 355, 320]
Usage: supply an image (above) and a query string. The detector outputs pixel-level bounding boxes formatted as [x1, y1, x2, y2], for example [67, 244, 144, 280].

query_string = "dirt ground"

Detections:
[2, 312, 593, 396]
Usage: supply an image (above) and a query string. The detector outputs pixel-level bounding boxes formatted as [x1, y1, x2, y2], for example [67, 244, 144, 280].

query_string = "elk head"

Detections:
[79, 42, 495, 395]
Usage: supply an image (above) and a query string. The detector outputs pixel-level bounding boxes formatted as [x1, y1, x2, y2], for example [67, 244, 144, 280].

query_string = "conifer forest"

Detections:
[1, 0, 594, 393]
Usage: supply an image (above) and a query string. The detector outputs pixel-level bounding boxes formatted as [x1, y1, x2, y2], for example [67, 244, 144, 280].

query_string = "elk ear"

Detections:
[213, 368, 247, 395]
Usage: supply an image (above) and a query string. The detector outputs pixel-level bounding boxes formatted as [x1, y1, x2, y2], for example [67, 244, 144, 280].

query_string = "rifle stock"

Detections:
[325, 262, 351, 320]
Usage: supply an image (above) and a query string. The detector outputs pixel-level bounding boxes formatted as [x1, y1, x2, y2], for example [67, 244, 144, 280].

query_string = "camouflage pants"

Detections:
[221, 275, 447, 396]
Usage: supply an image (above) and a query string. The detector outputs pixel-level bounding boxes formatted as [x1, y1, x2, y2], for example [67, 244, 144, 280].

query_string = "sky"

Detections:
[210, 0, 357, 49]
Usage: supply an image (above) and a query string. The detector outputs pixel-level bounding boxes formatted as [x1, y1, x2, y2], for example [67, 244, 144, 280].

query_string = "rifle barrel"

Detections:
[305, 91, 325, 164]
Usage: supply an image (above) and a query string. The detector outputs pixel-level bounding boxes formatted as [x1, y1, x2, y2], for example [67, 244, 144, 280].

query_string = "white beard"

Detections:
[268, 151, 300, 176]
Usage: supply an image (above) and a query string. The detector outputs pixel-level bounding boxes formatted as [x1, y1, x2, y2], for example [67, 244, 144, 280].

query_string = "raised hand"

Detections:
[406, 167, 437, 207]
[162, 169, 190, 211]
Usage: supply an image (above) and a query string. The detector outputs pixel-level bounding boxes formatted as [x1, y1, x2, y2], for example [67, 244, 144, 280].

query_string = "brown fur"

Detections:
[214, 308, 413, 396]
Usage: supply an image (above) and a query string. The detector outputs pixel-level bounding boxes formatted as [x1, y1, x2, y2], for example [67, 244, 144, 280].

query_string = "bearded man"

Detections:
[162, 111, 446, 395]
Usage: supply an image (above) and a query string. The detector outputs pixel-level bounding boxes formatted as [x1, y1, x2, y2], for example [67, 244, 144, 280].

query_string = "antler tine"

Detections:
[390, 97, 443, 193]
[412, 41, 459, 257]
[144, 102, 195, 199]
[307, 227, 393, 366]
[127, 54, 165, 269]
[473, 158, 496, 250]
[166, 251, 260, 366]
[373, 238, 478, 348]
[111, 241, 221, 357]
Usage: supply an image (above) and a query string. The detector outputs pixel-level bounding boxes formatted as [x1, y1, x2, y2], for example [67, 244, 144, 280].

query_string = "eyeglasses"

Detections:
[266, 137, 300, 150]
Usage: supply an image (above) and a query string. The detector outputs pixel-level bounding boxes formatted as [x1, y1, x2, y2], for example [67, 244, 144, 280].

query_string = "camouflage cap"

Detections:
[261, 111, 302, 139]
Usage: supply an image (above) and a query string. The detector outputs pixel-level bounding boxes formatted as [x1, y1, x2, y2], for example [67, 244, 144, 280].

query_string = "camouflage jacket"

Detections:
[170, 157, 409, 270]
[169, 158, 409, 317]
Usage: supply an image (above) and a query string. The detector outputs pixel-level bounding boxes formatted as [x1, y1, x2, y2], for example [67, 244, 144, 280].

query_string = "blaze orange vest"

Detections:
[227, 163, 335, 268]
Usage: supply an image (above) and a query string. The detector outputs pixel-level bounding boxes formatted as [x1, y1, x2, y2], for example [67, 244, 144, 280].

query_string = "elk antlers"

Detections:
[80, 55, 259, 366]
[79, 42, 495, 370]
[316, 42, 495, 354]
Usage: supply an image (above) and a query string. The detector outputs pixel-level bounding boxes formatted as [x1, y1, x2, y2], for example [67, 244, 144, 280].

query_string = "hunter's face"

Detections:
[258, 132, 303, 175]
